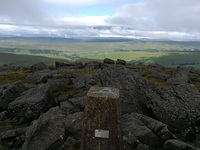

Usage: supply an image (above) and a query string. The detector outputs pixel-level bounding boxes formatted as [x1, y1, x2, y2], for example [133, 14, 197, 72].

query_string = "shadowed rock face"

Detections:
[146, 84, 200, 129]
[1, 60, 200, 149]
[8, 84, 56, 120]
[0, 81, 26, 111]
[96, 66, 152, 115]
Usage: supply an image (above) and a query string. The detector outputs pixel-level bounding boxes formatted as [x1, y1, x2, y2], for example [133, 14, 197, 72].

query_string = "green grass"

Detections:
[0, 71, 28, 85]
[1, 38, 200, 69]
[53, 87, 76, 98]
[137, 64, 174, 86]
[80, 51, 168, 62]
[0, 53, 67, 66]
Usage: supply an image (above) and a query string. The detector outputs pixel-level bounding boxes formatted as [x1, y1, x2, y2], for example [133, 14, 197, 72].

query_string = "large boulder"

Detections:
[47, 78, 72, 92]
[96, 66, 150, 115]
[167, 69, 191, 85]
[0, 81, 26, 111]
[122, 113, 163, 148]
[163, 139, 200, 150]
[146, 84, 200, 129]
[64, 112, 83, 138]
[103, 58, 115, 64]
[8, 84, 56, 120]
[84, 61, 102, 70]
[0, 127, 27, 149]
[55, 61, 83, 69]
[30, 62, 48, 73]
[73, 74, 96, 91]
[26, 69, 55, 84]
[122, 113, 174, 149]
[116, 59, 126, 65]
[60, 97, 85, 114]
[22, 107, 66, 150]
[22, 108, 83, 150]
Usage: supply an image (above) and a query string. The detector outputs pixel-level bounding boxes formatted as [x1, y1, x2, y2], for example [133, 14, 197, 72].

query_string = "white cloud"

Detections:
[106, 0, 200, 32]
[0, 0, 200, 40]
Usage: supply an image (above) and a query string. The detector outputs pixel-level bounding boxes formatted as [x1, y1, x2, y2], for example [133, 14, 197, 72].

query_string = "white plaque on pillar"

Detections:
[95, 129, 109, 138]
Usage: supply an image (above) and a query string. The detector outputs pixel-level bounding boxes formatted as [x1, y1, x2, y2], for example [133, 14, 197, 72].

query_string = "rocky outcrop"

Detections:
[103, 58, 115, 64]
[1, 61, 200, 149]
[167, 67, 191, 85]
[0, 81, 25, 111]
[8, 84, 56, 120]
[163, 139, 200, 150]
[146, 84, 200, 129]
[26, 69, 54, 84]
[22, 107, 66, 150]
[96, 66, 150, 115]
[30, 62, 48, 72]
[60, 97, 85, 114]
[116, 59, 126, 65]
[122, 113, 174, 149]
[55, 61, 84, 69]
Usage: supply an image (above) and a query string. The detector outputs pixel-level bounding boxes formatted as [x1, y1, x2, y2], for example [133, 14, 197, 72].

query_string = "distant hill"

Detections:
[0, 53, 66, 66]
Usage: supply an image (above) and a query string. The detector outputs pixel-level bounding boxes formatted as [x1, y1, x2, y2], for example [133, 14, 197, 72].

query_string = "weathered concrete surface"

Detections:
[81, 86, 123, 150]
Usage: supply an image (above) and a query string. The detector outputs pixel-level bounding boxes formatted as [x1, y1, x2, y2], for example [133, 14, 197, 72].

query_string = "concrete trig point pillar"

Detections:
[81, 86, 123, 150]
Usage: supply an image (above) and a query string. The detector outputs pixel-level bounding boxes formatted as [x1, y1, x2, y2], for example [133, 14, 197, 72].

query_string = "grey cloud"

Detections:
[106, 0, 200, 32]
[0, 0, 48, 24]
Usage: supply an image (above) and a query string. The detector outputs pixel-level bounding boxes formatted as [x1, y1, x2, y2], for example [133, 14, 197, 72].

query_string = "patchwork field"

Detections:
[0, 37, 200, 69]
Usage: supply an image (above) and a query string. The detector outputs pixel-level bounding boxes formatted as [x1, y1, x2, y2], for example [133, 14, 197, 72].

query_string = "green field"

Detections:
[0, 37, 200, 68]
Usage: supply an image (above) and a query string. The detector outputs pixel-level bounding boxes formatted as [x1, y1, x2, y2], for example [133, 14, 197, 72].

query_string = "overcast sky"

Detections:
[0, 0, 200, 40]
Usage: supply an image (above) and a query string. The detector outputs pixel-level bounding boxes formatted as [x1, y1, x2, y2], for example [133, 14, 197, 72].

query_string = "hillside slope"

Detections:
[1, 59, 200, 149]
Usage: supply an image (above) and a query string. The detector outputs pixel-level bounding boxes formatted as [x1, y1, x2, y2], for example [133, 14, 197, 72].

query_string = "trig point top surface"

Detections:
[87, 86, 119, 99]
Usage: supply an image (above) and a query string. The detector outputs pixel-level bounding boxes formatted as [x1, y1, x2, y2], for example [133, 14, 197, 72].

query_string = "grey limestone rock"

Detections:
[122, 113, 163, 148]
[22, 107, 66, 150]
[30, 62, 48, 73]
[163, 139, 200, 150]
[104, 58, 115, 64]
[146, 84, 200, 129]
[8, 84, 56, 120]
[0, 81, 26, 111]
[26, 69, 54, 84]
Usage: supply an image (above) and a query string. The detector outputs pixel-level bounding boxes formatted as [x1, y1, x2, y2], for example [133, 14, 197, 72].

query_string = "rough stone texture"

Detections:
[163, 139, 200, 150]
[122, 113, 163, 148]
[64, 112, 83, 138]
[183, 127, 196, 142]
[0, 81, 26, 111]
[2, 61, 200, 149]
[84, 61, 102, 70]
[96, 66, 150, 115]
[116, 59, 126, 65]
[1, 127, 26, 140]
[60, 137, 76, 150]
[104, 58, 115, 64]
[81, 86, 123, 150]
[167, 69, 191, 85]
[73, 74, 96, 91]
[30, 62, 48, 73]
[148, 70, 170, 81]
[22, 107, 66, 150]
[60, 97, 85, 114]
[8, 84, 56, 120]
[47, 78, 72, 92]
[55, 61, 84, 69]
[136, 144, 151, 150]
[146, 84, 200, 129]
[132, 113, 174, 141]
[26, 69, 54, 84]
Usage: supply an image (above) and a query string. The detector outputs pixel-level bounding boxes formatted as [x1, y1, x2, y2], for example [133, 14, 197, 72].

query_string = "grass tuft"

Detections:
[0, 71, 28, 85]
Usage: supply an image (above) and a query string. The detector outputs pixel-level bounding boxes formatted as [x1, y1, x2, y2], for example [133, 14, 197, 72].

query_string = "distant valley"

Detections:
[0, 37, 200, 69]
